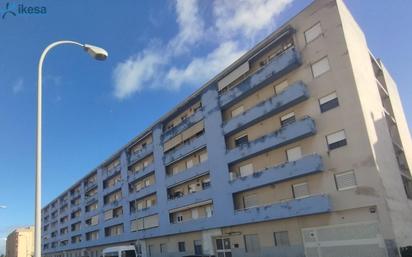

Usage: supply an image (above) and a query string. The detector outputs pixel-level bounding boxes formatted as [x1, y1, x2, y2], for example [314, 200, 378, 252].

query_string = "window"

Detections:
[326, 130, 347, 150]
[231, 105, 244, 118]
[147, 245, 154, 257]
[104, 224, 123, 237]
[319, 92, 339, 113]
[104, 209, 113, 220]
[286, 146, 302, 162]
[235, 134, 249, 147]
[239, 163, 254, 177]
[191, 208, 199, 219]
[172, 166, 180, 175]
[335, 170, 357, 190]
[274, 80, 288, 95]
[274, 231, 290, 246]
[178, 242, 186, 252]
[199, 152, 208, 163]
[292, 182, 309, 199]
[280, 112, 296, 126]
[131, 215, 159, 231]
[243, 194, 259, 209]
[311, 57, 330, 78]
[122, 250, 136, 257]
[177, 214, 183, 223]
[160, 243, 167, 254]
[145, 199, 152, 208]
[206, 205, 213, 217]
[186, 159, 194, 169]
[194, 240, 202, 255]
[305, 22, 322, 43]
[86, 230, 99, 241]
[244, 234, 260, 253]
[85, 215, 99, 226]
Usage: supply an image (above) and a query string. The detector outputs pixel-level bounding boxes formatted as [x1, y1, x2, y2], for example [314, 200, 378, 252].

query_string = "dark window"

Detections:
[194, 240, 202, 255]
[274, 231, 290, 246]
[122, 250, 136, 257]
[319, 92, 339, 113]
[326, 130, 347, 150]
[235, 135, 249, 147]
[244, 234, 260, 253]
[280, 112, 296, 127]
[178, 241, 186, 252]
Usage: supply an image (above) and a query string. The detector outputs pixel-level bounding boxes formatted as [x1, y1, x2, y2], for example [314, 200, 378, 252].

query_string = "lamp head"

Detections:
[83, 44, 108, 61]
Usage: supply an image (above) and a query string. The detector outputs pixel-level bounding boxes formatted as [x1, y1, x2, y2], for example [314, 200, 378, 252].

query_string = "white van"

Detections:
[102, 246, 139, 257]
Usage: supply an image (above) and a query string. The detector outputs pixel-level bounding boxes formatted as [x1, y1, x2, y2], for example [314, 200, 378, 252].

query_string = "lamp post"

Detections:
[35, 41, 108, 257]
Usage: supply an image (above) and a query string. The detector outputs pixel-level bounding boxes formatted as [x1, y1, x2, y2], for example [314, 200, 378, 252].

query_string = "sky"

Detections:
[0, 0, 412, 254]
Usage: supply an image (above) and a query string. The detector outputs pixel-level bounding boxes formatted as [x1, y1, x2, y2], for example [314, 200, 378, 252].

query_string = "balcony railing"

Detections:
[129, 143, 154, 164]
[102, 165, 121, 180]
[223, 81, 309, 135]
[226, 116, 316, 164]
[164, 134, 206, 165]
[168, 183, 211, 200]
[232, 194, 331, 224]
[219, 47, 301, 108]
[162, 109, 204, 143]
[128, 163, 155, 182]
[229, 154, 323, 192]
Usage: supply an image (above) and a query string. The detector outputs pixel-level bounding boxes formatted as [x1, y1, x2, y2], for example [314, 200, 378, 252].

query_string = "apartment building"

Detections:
[41, 0, 412, 257]
[6, 226, 34, 257]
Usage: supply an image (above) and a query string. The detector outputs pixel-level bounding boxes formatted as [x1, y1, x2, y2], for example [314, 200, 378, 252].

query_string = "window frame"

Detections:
[311, 56, 331, 78]
[178, 241, 186, 252]
[274, 231, 290, 247]
[326, 130, 347, 150]
[334, 170, 357, 191]
[319, 92, 339, 113]
[292, 182, 310, 199]
[286, 146, 302, 162]
[280, 112, 296, 127]
[304, 22, 322, 44]
[234, 134, 249, 147]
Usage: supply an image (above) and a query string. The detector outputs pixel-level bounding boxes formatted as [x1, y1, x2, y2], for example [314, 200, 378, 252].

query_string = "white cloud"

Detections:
[12, 78, 24, 94]
[168, 0, 205, 55]
[113, 50, 164, 99]
[213, 0, 293, 39]
[166, 41, 245, 90]
[112, 0, 293, 99]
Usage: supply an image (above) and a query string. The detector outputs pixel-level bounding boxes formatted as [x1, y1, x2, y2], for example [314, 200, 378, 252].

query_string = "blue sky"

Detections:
[0, 0, 411, 254]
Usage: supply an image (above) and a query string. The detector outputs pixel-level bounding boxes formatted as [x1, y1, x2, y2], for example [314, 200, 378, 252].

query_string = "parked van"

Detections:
[102, 246, 139, 257]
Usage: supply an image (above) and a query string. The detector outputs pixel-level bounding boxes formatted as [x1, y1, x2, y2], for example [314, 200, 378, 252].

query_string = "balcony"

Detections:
[229, 154, 323, 192]
[232, 194, 331, 225]
[102, 165, 121, 180]
[128, 185, 157, 201]
[84, 181, 97, 192]
[163, 110, 204, 143]
[219, 47, 301, 108]
[128, 163, 155, 182]
[226, 117, 316, 164]
[166, 188, 212, 211]
[129, 143, 154, 164]
[165, 161, 209, 187]
[223, 82, 309, 135]
[130, 205, 158, 219]
[164, 134, 206, 165]
[84, 195, 98, 205]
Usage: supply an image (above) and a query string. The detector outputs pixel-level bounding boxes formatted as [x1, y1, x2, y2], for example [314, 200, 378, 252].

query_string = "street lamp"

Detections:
[35, 41, 108, 257]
